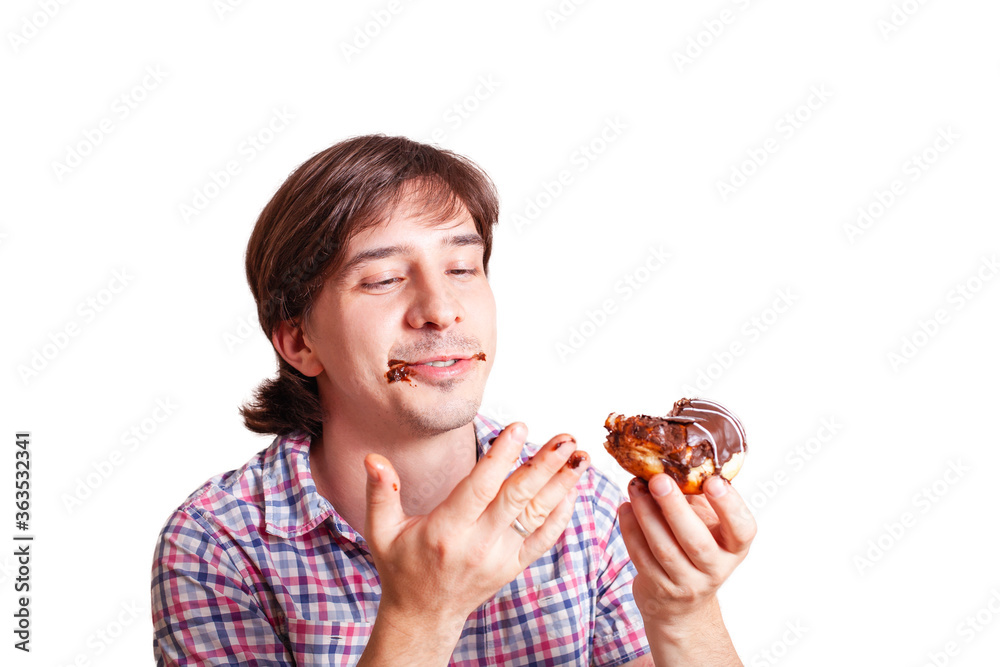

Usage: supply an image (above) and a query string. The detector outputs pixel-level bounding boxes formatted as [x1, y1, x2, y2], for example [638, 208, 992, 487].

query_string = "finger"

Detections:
[438, 423, 529, 524]
[643, 474, 730, 577]
[494, 448, 589, 542]
[364, 453, 405, 550]
[701, 477, 757, 555]
[686, 493, 720, 530]
[481, 434, 581, 535]
[513, 450, 590, 533]
[617, 502, 671, 583]
[626, 478, 699, 580]
[518, 485, 579, 568]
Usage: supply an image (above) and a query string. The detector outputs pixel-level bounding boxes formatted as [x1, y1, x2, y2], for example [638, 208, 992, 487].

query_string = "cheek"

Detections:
[480, 295, 498, 376]
[474, 288, 498, 345]
[327, 304, 392, 377]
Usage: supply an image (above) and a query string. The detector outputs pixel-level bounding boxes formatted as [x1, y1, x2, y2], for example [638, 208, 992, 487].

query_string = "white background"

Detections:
[3, 0, 999, 665]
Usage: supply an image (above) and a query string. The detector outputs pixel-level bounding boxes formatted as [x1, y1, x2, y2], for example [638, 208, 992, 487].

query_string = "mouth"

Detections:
[386, 352, 487, 384]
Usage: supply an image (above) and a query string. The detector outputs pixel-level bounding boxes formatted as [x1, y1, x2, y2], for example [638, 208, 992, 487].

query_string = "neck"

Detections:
[309, 413, 478, 541]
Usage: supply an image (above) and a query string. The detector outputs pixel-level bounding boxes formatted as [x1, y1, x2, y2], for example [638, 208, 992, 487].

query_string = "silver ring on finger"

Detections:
[510, 517, 531, 538]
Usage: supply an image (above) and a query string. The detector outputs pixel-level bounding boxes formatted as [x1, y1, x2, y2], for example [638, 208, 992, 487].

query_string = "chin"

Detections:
[398, 397, 482, 436]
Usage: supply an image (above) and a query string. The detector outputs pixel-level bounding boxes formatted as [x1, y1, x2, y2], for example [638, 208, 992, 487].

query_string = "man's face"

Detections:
[302, 196, 496, 437]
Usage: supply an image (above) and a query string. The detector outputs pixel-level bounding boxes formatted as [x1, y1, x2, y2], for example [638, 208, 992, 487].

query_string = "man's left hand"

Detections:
[618, 473, 756, 645]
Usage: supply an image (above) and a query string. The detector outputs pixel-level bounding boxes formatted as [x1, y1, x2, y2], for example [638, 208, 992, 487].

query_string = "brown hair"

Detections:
[239, 134, 500, 440]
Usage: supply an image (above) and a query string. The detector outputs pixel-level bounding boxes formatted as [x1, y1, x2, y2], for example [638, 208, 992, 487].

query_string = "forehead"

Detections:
[357, 199, 476, 245]
[344, 191, 480, 255]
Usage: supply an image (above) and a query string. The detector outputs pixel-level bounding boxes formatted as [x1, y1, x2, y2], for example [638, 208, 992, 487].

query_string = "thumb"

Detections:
[364, 453, 404, 547]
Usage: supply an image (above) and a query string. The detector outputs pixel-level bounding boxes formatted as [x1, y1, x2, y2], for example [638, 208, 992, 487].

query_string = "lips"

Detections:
[386, 352, 487, 384]
[411, 352, 485, 365]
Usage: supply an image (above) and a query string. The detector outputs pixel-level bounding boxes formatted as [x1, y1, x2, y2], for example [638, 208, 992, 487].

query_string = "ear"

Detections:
[272, 319, 324, 377]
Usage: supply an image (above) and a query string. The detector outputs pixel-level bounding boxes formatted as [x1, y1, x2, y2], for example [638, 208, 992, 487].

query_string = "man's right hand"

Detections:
[362, 423, 589, 648]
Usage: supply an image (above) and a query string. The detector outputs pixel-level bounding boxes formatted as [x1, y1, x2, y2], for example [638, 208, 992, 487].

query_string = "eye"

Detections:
[360, 277, 402, 292]
[448, 267, 480, 278]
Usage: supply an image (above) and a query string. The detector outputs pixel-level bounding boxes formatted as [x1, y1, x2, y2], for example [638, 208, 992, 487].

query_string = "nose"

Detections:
[405, 272, 464, 330]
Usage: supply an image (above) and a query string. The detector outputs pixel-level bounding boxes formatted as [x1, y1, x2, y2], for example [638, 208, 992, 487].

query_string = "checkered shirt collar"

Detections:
[261, 415, 507, 540]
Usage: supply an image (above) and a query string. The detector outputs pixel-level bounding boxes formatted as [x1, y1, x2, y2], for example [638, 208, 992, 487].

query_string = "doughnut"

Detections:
[603, 398, 747, 494]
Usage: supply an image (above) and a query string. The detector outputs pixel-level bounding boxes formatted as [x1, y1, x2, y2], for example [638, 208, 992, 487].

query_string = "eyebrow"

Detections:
[339, 233, 485, 275]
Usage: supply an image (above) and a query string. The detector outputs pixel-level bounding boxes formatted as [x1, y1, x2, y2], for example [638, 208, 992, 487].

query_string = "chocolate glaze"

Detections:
[604, 398, 747, 488]
[666, 397, 747, 468]
[385, 353, 488, 384]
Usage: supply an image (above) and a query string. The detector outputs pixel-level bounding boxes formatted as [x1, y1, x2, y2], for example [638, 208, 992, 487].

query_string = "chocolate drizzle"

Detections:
[665, 397, 747, 471]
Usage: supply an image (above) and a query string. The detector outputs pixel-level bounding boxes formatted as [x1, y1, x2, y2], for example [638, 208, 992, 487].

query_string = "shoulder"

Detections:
[155, 433, 294, 543]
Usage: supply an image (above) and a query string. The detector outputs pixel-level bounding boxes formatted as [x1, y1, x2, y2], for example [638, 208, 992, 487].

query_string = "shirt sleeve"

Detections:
[588, 471, 651, 667]
[151, 507, 292, 666]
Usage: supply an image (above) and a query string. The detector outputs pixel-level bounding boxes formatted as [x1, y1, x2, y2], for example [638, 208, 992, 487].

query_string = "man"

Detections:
[151, 135, 756, 665]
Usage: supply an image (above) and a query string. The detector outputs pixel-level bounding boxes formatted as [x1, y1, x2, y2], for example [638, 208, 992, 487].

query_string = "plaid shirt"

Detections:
[151, 414, 650, 665]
